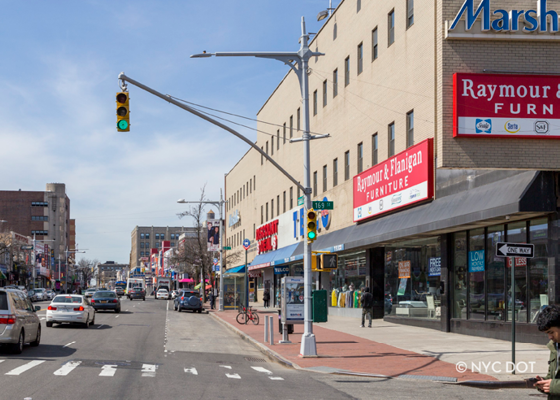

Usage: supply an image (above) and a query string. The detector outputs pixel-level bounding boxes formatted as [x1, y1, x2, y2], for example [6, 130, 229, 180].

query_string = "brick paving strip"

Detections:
[209, 310, 496, 382]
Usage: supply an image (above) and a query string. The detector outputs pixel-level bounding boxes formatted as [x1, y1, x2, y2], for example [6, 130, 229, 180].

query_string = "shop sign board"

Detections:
[353, 139, 434, 222]
[454, 73, 560, 139]
[468, 250, 485, 272]
[256, 220, 279, 254]
[398, 261, 411, 278]
[428, 257, 441, 277]
[274, 266, 290, 275]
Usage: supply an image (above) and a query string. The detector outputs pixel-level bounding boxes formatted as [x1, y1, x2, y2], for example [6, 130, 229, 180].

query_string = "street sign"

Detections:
[298, 196, 304, 206]
[242, 239, 251, 250]
[496, 242, 534, 258]
[222, 246, 232, 250]
[20, 245, 33, 250]
[312, 201, 334, 210]
[213, 258, 219, 266]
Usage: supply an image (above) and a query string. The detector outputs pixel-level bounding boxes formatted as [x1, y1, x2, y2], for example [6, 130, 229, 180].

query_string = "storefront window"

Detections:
[529, 218, 549, 323]
[468, 229, 485, 320]
[453, 232, 467, 319]
[328, 251, 367, 309]
[486, 225, 505, 321]
[506, 221, 527, 322]
[384, 238, 441, 319]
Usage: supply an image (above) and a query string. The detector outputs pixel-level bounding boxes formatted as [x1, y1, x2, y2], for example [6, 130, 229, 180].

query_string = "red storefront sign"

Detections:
[256, 220, 279, 255]
[353, 139, 434, 222]
[454, 73, 560, 139]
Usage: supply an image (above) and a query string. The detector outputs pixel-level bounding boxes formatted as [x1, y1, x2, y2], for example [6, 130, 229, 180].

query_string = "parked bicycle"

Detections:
[236, 305, 260, 325]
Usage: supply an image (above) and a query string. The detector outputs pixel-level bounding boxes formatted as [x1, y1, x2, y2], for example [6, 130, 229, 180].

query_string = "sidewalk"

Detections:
[209, 304, 550, 382]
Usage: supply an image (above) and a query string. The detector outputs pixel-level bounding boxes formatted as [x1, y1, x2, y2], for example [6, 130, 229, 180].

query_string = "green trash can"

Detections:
[312, 290, 328, 323]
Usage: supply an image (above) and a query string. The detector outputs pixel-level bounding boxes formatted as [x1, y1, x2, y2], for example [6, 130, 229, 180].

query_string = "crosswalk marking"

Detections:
[6, 360, 45, 376]
[141, 364, 157, 377]
[99, 365, 118, 377]
[226, 373, 241, 379]
[269, 376, 284, 380]
[54, 361, 81, 376]
[219, 365, 232, 369]
[184, 367, 198, 375]
[251, 366, 273, 375]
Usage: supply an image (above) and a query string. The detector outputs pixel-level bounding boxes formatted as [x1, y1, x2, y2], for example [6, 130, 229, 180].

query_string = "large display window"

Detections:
[328, 251, 367, 309]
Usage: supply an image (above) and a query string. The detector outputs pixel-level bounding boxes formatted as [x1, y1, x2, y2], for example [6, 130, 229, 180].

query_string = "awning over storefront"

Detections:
[227, 265, 246, 273]
[248, 243, 300, 270]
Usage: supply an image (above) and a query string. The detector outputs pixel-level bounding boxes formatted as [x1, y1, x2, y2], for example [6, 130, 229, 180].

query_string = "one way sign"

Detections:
[496, 242, 534, 258]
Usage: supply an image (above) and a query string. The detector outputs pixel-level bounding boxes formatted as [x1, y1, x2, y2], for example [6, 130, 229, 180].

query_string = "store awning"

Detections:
[248, 243, 300, 270]
[227, 265, 246, 273]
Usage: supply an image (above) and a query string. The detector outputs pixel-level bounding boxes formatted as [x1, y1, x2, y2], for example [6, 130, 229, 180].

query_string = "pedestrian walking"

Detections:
[360, 287, 373, 328]
[209, 291, 215, 310]
[263, 288, 270, 308]
[535, 305, 560, 397]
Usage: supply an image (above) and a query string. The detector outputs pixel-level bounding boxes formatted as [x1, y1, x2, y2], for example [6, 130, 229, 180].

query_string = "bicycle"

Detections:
[236, 306, 260, 325]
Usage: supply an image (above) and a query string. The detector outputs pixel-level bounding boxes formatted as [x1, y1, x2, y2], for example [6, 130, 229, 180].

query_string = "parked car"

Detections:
[84, 288, 97, 298]
[156, 289, 169, 300]
[27, 290, 38, 302]
[174, 289, 204, 313]
[33, 288, 47, 301]
[90, 291, 121, 313]
[0, 288, 41, 353]
[45, 290, 56, 301]
[128, 287, 145, 301]
[46, 295, 95, 328]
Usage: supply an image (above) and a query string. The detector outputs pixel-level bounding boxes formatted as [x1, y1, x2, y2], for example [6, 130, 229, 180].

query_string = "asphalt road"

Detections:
[0, 298, 542, 400]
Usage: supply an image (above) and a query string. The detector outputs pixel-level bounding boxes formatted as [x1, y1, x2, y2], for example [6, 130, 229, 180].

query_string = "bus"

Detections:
[126, 278, 145, 295]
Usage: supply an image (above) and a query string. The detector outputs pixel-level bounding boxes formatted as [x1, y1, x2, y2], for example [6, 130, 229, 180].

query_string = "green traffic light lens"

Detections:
[308, 231, 316, 240]
[117, 120, 129, 130]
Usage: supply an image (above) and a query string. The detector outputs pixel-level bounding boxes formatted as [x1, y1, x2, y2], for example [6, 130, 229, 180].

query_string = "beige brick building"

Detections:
[223, 0, 560, 343]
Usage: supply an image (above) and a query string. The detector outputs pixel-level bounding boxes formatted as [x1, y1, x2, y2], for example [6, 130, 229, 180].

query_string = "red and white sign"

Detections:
[454, 73, 560, 139]
[256, 219, 279, 255]
[353, 139, 434, 222]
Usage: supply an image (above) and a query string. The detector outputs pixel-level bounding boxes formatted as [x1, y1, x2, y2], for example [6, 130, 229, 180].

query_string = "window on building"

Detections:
[283, 191, 286, 213]
[323, 80, 327, 107]
[283, 123, 286, 144]
[357, 43, 363, 75]
[372, 27, 378, 61]
[344, 151, 350, 181]
[357, 0, 361, 12]
[407, 0, 414, 28]
[253, 224, 256, 239]
[140, 242, 144, 249]
[290, 187, 293, 209]
[372, 133, 378, 165]
[388, 123, 395, 156]
[277, 130, 280, 150]
[140, 233, 145, 239]
[290, 116, 293, 138]
[333, 22, 337, 40]
[261, 205, 263, 224]
[357, 142, 363, 173]
[333, 69, 338, 97]
[145, 233, 149, 239]
[171, 242, 175, 247]
[31, 202, 48, 207]
[407, 110, 414, 148]
[297, 108, 301, 132]
[266, 203, 269, 221]
[323, 165, 327, 192]
[313, 171, 318, 197]
[271, 136, 274, 155]
[468, 228, 485, 320]
[261, 146, 264, 165]
[388, 10, 395, 46]
[155, 233, 160, 240]
[313, 90, 318, 116]
[31, 230, 48, 236]
[250, 178, 253, 193]
[277, 195, 280, 216]
[254, 175, 256, 190]
[31, 216, 48, 221]
[271, 199, 274, 219]
[333, 158, 338, 187]
[344, 57, 350, 86]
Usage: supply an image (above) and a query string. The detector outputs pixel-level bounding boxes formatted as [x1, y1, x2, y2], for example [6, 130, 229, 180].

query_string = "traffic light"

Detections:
[116, 92, 130, 132]
[311, 254, 321, 271]
[321, 253, 338, 271]
[306, 209, 318, 243]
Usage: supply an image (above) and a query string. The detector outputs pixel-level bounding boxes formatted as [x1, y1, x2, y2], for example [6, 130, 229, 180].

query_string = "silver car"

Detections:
[0, 289, 41, 354]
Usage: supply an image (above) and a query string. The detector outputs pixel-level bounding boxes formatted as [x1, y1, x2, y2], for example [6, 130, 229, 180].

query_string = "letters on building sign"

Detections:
[256, 220, 279, 255]
[448, 0, 560, 39]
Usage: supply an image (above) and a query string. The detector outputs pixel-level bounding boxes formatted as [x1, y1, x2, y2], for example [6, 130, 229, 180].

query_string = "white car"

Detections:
[33, 288, 46, 301]
[171, 290, 178, 299]
[45, 290, 55, 300]
[46, 295, 95, 328]
[156, 289, 169, 300]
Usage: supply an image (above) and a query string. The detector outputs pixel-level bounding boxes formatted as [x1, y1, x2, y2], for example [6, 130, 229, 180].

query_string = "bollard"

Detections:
[264, 316, 269, 343]
[269, 317, 274, 345]
[279, 322, 292, 344]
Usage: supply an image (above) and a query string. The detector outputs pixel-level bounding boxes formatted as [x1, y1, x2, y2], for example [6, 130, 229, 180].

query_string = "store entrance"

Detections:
[371, 247, 385, 319]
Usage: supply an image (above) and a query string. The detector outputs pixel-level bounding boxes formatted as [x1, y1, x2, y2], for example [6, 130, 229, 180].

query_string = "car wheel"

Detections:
[12, 330, 24, 354]
[31, 326, 41, 347]
[197, 309, 202, 313]
[178, 307, 181, 312]
[91, 315, 95, 325]
[83, 318, 89, 329]
[143, 298, 145, 301]
[46, 321, 53, 328]
[115, 308, 121, 313]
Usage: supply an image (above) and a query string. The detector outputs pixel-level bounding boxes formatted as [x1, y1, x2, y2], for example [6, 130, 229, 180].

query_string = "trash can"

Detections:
[312, 290, 328, 323]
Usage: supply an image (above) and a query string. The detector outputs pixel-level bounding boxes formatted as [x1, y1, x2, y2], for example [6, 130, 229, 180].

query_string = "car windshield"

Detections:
[35, 289, 45, 292]
[94, 292, 117, 298]
[133, 288, 143, 292]
[53, 296, 82, 304]
[183, 292, 198, 297]
[158, 290, 168, 293]
[86, 289, 96, 292]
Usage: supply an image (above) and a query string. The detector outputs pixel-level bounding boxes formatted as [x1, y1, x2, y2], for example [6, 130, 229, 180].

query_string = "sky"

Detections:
[0, 0, 336, 263]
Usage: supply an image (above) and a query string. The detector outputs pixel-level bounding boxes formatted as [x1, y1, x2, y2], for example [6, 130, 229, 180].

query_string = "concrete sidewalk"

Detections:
[210, 304, 550, 382]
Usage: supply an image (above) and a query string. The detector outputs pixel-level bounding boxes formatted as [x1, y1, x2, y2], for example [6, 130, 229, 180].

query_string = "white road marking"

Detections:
[97, 324, 104, 329]
[226, 373, 241, 379]
[125, 310, 129, 312]
[219, 365, 232, 369]
[269, 376, 284, 380]
[251, 366, 273, 375]
[0, 360, 5, 364]
[99, 365, 118, 377]
[54, 361, 81, 376]
[184, 367, 198, 375]
[40, 317, 46, 320]
[62, 341, 76, 348]
[115, 315, 119, 318]
[6, 360, 45, 375]
[141, 364, 157, 377]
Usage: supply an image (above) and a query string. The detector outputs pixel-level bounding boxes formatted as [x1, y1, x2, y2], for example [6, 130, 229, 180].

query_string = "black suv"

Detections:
[174, 289, 203, 313]
[128, 287, 146, 301]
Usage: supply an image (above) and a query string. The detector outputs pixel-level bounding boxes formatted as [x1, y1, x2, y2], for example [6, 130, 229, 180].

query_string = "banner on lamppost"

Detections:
[207, 219, 220, 252]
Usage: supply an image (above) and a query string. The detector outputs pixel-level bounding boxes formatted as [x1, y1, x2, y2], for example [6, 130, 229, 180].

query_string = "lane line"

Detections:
[269, 377, 284, 380]
[251, 366, 273, 375]
[62, 341, 76, 348]
[54, 361, 82, 376]
[184, 367, 198, 375]
[40, 317, 46, 320]
[0, 360, 5, 364]
[226, 373, 241, 379]
[99, 365, 118, 377]
[219, 365, 232, 369]
[115, 315, 119, 318]
[97, 324, 104, 329]
[141, 364, 157, 377]
[6, 360, 45, 376]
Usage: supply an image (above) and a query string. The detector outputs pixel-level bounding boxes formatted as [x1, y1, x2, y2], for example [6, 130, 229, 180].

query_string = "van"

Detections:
[0, 289, 41, 353]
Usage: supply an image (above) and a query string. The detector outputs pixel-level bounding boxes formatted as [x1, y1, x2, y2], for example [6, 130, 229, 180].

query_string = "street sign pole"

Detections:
[245, 246, 248, 310]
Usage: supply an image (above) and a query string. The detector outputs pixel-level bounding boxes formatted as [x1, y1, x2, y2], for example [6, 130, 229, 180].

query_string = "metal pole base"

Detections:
[299, 333, 317, 357]
[279, 322, 291, 344]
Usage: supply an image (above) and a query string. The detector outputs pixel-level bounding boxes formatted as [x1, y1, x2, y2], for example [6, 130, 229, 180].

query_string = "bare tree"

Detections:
[75, 258, 99, 287]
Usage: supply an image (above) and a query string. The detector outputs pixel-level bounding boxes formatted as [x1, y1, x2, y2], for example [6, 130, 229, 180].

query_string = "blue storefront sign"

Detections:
[274, 266, 290, 275]
[428, 257, 441, 277]
[468, 250, 485, 272]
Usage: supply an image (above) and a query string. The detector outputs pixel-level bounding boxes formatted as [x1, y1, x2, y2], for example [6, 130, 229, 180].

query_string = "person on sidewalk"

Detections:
[263, 289, 270, 308]
[360, 287, 374, 328]
[208, 291, 215, 309]
[535, 305, 560, 398]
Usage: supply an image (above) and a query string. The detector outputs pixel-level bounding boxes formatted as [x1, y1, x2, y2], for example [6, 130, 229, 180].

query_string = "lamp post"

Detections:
[178, 194, 226, 311]
[190, 17, 325, 357]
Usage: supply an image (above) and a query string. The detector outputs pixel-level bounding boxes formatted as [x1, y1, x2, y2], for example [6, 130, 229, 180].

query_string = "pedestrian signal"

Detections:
[306, 209, 317, 243]
[116, 92, 130, 132]
[321, 253, 338, 270]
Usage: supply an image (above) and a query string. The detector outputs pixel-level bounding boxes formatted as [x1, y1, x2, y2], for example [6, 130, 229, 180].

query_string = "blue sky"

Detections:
[0, 0, 335, 263]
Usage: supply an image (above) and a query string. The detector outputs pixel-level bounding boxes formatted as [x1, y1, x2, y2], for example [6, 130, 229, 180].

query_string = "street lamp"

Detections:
[177, 195, 226, 311]
[317, 0, 335, 21]
[190, 17, 325, 357]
